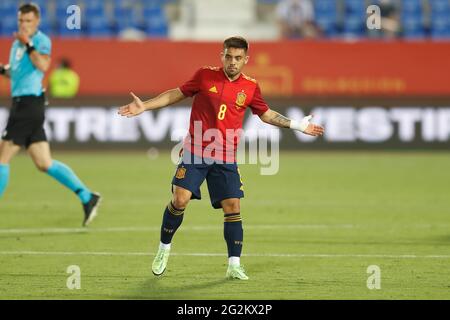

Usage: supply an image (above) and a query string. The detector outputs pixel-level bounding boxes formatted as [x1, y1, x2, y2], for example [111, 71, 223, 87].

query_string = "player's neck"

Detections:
[223, 69, 241, 82]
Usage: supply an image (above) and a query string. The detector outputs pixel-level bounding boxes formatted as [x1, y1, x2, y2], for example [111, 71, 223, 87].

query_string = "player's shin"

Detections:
[160, 201, 185, 247]
[46, 160, 92, 204]
[224, 213, 243, 266]
[0, 164, 10, 198]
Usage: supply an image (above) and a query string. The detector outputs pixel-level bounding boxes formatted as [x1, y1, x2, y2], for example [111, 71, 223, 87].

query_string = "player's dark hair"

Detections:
[18, 3, 41, 18]
[223, 36, 249, 52]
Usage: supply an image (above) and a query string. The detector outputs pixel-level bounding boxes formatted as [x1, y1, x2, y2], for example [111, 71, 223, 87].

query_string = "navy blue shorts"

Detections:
[171, 151, 244, 209]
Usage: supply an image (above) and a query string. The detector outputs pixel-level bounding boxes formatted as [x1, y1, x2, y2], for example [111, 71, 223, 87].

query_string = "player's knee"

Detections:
[172, 195, 190, 210]
[35, 161, 51, 172]
[222, 199, 240, 213]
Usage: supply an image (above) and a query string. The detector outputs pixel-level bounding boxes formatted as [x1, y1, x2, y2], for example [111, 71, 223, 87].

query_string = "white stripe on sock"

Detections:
[159, 242, 171, 250]
[229, 256, 240, 266]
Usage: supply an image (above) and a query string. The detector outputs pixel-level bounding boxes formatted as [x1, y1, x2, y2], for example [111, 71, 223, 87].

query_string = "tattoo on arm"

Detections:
[267, 111, 291, 128]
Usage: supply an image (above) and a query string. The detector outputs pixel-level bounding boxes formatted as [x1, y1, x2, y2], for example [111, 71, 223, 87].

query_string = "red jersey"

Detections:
[179, 66, 269, 162]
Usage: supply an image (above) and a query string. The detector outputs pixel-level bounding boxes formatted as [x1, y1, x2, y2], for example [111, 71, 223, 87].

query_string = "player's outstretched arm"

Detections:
[118, 88, 186, 118]
[0, 63, 11, 79]
[259, 109, 324, 136]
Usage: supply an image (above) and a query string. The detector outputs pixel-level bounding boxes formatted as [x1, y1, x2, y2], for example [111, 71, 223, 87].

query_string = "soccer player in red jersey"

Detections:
[118, 36, 324, 280]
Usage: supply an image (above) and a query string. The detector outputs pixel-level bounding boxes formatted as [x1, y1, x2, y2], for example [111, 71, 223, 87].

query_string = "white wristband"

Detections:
[290, 115, 312, 132]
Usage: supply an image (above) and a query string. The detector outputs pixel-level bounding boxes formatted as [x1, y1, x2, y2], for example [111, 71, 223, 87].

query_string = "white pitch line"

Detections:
[0, 251, 449, 259]
[0, 224, 355, 234]
[1, 224, 448, 235]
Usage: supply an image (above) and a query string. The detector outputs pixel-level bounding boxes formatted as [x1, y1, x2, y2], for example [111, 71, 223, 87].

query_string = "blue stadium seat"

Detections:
[431, 9, 450, 20]
[115, 13, 142, 32]
[402, 14, 426, 39]
[343, 15, 365, 37]
[144, 13, 168, 37]
[402, 0, 422, 14]
[83, 0, 107, 17]
[315, 0, 337, 14]
[37, 20, 52, 36]
[31, 0, 50, 14]
[401, 8, 423, 20]
[113, 0, 142, 31]
[33, 1, 53, 27]
[343, 0, 366, 37]
[0, 0, 18, 17]
[142, 0, 171, 7]
[430, 0, 450, 21]
[316, 17, 337, 37]
[113, 0, 137, 11]
[342, 0, 368, 37]
[315, 7, 338, 37]
[344, 0, 366, 16]
[403, 30, 426, 39]
[431, 16, 450, 39]
[431, 29, 450, 39]
[31, 0, 49, 9]
[86, 15, 113, 37]
[429, 0, 450, 12]
[0, 15, 17, 37]
[142, 1, 168, 37]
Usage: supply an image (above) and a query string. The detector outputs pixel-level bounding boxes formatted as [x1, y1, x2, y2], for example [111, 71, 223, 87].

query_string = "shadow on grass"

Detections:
[118, 260, 267, 300]
[434, 235, 450, 244]
[119, 276, 230, 300]
[0, 231, 91, 240]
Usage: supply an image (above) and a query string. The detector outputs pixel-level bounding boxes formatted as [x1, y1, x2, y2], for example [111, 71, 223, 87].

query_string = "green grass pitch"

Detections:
[0, 151, 449, 299]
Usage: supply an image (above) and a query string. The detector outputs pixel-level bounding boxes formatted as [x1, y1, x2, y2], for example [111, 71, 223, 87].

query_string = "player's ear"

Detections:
[244, 55, 249, 65]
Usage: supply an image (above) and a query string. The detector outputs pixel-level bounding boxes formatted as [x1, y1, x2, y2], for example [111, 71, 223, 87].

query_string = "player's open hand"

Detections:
[303, 115, 325, 136]
[14, 31, 30, 45]
[118, 92, 146, 117]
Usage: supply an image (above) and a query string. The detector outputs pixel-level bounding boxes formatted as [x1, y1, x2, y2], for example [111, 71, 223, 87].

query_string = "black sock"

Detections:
[223, 213, 243, 257]
[160, 202, 185, 244]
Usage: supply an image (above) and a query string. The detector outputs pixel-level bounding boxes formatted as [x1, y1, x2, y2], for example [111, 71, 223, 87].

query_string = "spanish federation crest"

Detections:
[175, 167, 186, 179]
[235, 91, 247, 107]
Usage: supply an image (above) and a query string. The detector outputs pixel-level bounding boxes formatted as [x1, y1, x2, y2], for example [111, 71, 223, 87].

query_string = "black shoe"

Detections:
[83, 192, 101, 227]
